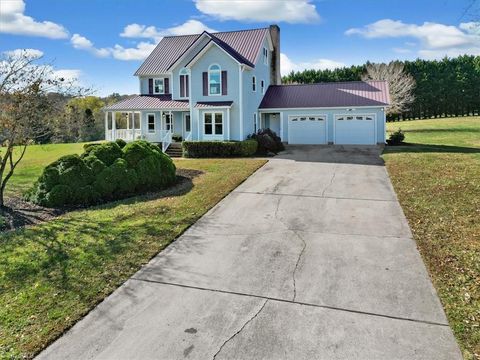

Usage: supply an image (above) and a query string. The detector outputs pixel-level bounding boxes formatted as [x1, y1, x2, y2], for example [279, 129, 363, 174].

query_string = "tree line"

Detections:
[282, 55, 480, 121]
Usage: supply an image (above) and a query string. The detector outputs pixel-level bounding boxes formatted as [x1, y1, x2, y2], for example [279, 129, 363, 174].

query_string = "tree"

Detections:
[362, 61, 416, 117]
[0, 50, 87, 208]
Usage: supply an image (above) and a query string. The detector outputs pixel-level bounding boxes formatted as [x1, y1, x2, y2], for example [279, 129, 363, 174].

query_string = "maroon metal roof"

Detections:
[259, 81, 391, 109]
[103, 95, 189, 111]
[195, 101, 233, 108]
[134, 28, 269, 76]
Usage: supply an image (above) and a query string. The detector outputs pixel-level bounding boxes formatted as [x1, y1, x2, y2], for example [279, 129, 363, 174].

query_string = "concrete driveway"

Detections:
[38, 145, 461, 360]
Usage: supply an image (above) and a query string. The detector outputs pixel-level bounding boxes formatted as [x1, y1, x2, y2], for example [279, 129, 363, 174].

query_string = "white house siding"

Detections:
[241, 37, 272, 139]
[266, 107, 386, 144]
[188, 44, 241, 141]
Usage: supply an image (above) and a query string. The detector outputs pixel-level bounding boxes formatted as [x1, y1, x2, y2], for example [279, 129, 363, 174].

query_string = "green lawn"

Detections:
[0, 143, 266, 359]
[1, 143, 87, 197]
[384, 116, 480, 360]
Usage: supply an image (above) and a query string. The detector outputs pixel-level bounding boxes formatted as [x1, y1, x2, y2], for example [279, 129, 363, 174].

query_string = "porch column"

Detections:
[169, 110, 172, 133]
[104, 111, 108, 140]
[226, 107, 230, 140]
[112, 112, 116, 140]
[139, 112, 143, 139]
[160, 110, 163, 131]
[279, 112, 284, 141]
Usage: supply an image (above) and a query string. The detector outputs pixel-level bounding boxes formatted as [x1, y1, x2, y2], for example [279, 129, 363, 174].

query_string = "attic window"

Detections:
[263, 48, 268, 65]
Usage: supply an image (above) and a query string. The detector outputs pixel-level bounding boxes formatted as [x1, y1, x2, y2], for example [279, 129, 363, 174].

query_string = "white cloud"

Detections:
[0, 0, 68, 39]
[346, 19, 480, 59]
[392, 47, 412, 54]
[194, 0, 320, 23]
[72, 20, 215, 61]
[121, 20, 215, 41]
[71, 34, 110, 57]
[280, 53, 346, 76]
[4, 48, 44, 59]
[110, 42, 157, 61]
[53, 69, 82, 82]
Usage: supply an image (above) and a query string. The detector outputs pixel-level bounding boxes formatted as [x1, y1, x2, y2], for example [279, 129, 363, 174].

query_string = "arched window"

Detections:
[208, 64, 221, 96]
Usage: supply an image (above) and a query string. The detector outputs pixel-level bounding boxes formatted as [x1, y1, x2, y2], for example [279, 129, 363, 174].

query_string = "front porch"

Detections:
[105, 110, 191, 151]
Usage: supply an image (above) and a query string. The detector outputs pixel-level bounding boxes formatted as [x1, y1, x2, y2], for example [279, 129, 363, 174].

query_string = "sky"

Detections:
[1, 0, 479, 96]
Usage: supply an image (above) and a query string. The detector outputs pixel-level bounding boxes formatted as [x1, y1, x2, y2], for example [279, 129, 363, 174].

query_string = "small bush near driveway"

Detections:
[182, 139, 258, 158]
[248, 128, 284, 155]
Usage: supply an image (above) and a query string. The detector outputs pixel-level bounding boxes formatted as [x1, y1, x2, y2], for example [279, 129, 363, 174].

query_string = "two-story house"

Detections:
[104, 25, 390, 150]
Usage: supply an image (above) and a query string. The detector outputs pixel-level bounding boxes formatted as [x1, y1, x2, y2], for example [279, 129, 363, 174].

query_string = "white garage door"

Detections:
[288, 115, 326, 144]
[335, 115, 376, 145]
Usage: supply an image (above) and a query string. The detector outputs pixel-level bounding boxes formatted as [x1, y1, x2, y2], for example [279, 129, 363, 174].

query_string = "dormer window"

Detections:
[263, 48, 268, 65]
[208, 64, 221, 96]
[153, 78, 164, 94]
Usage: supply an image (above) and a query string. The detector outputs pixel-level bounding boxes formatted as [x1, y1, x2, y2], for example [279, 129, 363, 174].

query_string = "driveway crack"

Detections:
[212, 300, 268, 359]
[321, 165, 337, 197]
[292, 231, 307, 302]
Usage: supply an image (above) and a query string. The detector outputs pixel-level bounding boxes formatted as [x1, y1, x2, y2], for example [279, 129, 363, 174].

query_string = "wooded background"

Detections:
[282, 55, 480, 121]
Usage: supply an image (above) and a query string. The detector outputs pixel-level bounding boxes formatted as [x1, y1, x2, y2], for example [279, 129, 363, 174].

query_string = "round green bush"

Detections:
[88, 142, 123, 166]
[27, 140, 176, 208]
[115, 138, 127, 149]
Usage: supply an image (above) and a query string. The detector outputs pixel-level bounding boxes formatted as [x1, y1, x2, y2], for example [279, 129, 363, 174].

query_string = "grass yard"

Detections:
[383, 116, 480, 360]
[1, 143, 87, 198]
[0, 143, 266, 359]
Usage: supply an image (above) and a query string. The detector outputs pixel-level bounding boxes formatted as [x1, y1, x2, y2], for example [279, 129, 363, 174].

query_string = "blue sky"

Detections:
[1, 0, 479, 95]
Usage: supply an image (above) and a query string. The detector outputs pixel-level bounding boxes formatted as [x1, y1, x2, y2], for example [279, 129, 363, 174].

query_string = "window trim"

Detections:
[261, 80, 265, 94]
[252, 76, 256, 92]
[263, 47, 268, 65]
[153, 78, 164, 94]
[203, 111, 224, 136]
[208, 64, 222, 96]
[147, 113, 156, 133]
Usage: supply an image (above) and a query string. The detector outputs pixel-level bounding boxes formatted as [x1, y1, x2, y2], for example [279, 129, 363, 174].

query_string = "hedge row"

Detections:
[182, 139, 258, 158]
[26, 140, 176, 208]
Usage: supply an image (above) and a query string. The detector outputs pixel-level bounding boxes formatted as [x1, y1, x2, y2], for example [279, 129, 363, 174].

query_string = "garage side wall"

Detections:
[273, 107, 385, 144]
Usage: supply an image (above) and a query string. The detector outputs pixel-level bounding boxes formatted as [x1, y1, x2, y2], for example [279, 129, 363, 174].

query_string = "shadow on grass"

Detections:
[0, 171, 203, 299]
[384, 143, 480, 154]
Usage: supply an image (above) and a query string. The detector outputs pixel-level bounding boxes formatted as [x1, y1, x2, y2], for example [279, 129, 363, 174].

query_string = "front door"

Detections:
[163, 113, 173, 132]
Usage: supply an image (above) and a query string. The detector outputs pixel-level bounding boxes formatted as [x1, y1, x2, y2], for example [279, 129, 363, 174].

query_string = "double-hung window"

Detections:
[204, 112, 223, 135]
[179, 68, 189, 98]
[147, 113, 155, 133]
[153, 78, 164, 94]
[261, 80, 265, 94]
[263, 48, 268, 65]
[252, 76, 256, 92]
[208, 64, 221, 96]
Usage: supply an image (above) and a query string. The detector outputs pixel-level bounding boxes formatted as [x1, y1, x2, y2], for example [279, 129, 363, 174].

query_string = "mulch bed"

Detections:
[0, 168, 202, 233]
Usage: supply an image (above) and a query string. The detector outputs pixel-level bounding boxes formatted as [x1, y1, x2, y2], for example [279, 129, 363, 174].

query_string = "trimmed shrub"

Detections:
[387, 129, 405, 145]
[87, 142, 123, 166]
[182, 140, 258, 158]
[115, 138, 127, 149]
[239, 139, 258, 156]
[248, 128, 284, 155]
[27, 140, 176, 208]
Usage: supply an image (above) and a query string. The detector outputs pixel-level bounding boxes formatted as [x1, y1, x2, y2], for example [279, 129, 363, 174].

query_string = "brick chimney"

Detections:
[269, 24, 281, 85]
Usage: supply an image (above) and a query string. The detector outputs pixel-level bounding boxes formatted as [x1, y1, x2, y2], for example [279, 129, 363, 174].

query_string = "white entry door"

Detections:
[335, 114, 376, 145]
[288, 115, 327, 144]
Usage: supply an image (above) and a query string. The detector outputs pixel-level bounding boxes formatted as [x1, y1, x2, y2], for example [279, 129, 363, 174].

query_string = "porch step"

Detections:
[165, 144, 183, 158]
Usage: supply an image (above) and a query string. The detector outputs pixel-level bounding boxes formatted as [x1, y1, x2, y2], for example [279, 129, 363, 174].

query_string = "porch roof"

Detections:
[103, 95, 189, 111]
[194, 101, 233, 108]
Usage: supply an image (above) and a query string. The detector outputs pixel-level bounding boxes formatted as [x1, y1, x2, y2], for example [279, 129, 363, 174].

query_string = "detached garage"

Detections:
[258, 81, 390, 145]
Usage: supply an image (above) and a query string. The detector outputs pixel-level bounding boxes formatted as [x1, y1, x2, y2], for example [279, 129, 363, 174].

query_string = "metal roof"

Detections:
[103, 95, 189, 111]
[259, 81, 390, 109]
[134, 28, 269, 76]
[195, 101, 233, 108]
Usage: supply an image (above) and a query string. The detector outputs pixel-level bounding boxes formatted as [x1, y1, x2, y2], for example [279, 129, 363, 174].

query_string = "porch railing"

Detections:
[159, 130, 172, 152]
[107, 129, 142, 142]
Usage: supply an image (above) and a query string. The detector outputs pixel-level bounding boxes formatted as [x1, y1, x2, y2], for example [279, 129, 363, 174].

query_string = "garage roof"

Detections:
[259, 81, 390, 109]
